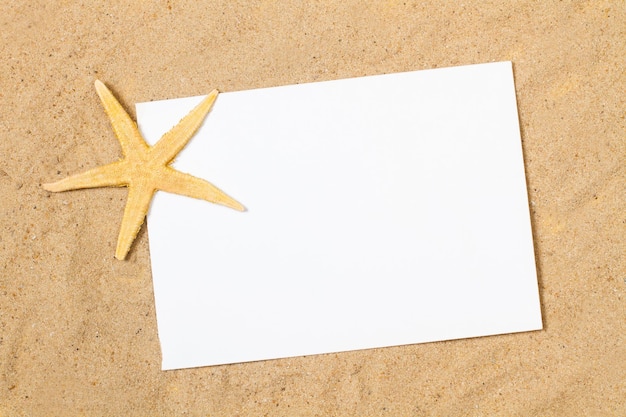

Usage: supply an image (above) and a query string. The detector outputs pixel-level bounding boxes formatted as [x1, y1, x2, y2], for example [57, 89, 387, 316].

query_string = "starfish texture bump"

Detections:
[44, 80, 244, 260]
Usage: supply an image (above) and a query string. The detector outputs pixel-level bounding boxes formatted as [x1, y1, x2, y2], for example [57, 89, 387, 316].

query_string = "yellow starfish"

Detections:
[44, 80, 244, 260]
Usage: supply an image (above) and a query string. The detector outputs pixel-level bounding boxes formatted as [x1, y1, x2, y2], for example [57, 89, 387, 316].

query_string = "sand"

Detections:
[0, 1, 624, 415]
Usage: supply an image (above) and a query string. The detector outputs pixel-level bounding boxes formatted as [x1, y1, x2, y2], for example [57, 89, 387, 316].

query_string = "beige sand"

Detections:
[0, 1, 624, 415]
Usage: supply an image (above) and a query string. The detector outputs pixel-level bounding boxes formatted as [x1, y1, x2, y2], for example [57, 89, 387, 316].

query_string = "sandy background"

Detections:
[1, 1, 624, 415]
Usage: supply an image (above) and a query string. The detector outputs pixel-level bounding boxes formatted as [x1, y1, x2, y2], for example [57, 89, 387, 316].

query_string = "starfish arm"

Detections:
[157, 167, 245, 212]
[43, 161, 129, 192]
[94, 80, 149, 157]
[150, 90, 219, 166]
[115, 183, 155, 260]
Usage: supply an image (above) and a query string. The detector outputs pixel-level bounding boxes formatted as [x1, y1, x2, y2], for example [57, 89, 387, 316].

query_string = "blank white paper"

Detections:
[136, 61, 542, 370]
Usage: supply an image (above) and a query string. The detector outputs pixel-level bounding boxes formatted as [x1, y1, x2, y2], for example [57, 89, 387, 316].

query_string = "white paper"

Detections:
[136, 61, 542, 370]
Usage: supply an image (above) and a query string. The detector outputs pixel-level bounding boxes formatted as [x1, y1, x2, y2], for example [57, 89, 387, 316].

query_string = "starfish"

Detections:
[44, 80, 244, 260]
